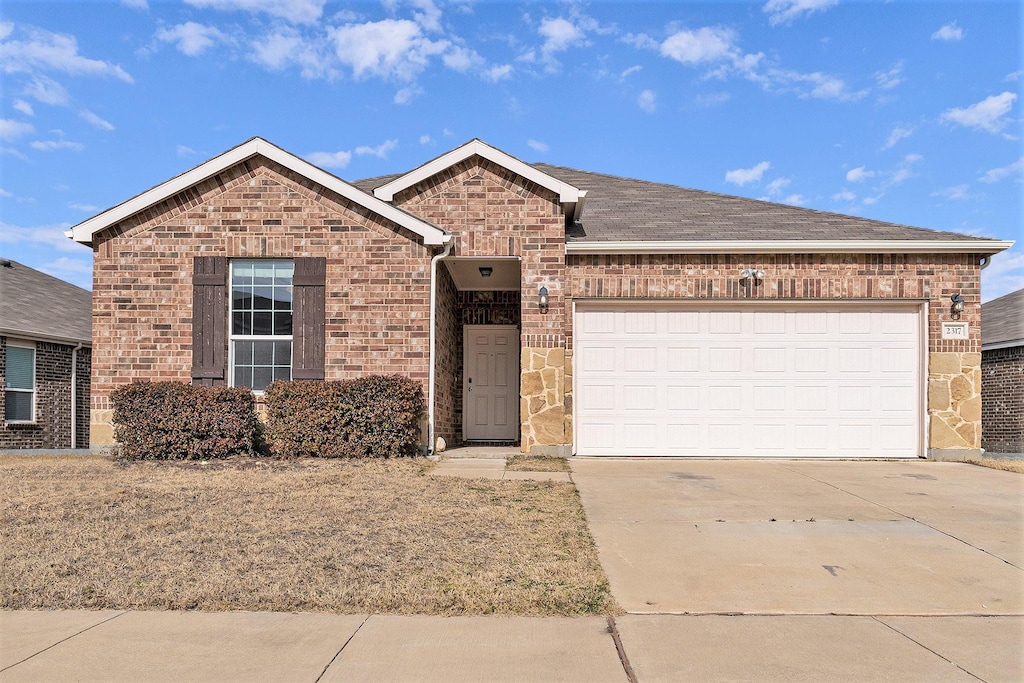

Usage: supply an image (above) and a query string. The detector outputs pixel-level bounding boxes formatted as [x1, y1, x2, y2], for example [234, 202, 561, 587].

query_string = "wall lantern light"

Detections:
[478, 267, 493, 278]
[539, 286, 549, 313]
[950, 293, 965, 319]
[740, 268, 765, 285]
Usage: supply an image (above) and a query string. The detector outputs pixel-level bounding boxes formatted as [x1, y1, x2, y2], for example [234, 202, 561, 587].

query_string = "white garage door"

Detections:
[574, 304, 922, 458]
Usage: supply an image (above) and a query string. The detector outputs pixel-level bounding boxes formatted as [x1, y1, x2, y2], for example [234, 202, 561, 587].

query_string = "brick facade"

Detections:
[982, 345, 1023, 453]
[1, 337, 91, 449]
[89, 158, 434, 445]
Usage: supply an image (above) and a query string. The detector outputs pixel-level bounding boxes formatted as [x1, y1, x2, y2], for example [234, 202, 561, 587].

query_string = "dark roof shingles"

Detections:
[0, 259, 91, 344]
[982, 288, 1024, 346]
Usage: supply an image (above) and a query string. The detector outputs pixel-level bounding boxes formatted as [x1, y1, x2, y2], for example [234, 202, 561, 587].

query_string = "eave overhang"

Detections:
[565, 239, 1016, 255]
[65, 137, 451, 247]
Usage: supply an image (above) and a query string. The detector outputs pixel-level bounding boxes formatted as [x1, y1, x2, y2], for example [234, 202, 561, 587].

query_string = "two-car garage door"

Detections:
[574, 304, 923, 458]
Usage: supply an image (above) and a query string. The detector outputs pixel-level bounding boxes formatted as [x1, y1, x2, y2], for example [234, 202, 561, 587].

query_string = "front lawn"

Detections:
[0, 456, 617, 616]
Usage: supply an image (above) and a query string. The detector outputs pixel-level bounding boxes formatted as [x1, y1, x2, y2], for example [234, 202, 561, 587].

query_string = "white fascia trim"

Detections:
[373, 139, 583, 204]
[565, 239, 1016, 255]
[0, 328, 91, 347]
[66, 137, 450, 247]
[982, 339, 1023, 352]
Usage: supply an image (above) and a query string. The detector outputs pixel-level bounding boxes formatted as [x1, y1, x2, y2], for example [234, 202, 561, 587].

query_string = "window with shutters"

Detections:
[229, 260, 293, 392]
[4, 341, 35, 423]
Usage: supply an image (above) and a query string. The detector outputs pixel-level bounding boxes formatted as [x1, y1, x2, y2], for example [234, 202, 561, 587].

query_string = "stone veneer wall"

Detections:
[567, 252, 983, 459]
[393, 157, 569, 455]
[1, 337, 91, 449]
[981, 345, 1023, 453]
[89, 159, 434, 447]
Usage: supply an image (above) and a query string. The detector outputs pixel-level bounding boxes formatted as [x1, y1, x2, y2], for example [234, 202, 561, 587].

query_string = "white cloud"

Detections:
[12, 100, 33, 116]
[875, 61, 903, 90]
[156, 22, 231, 57]
[781, 194, 805, 205]
[620, 65, 642, 79]
[832, 189, 856, 201]
[846, 166, 874, 183]
[184, 0, 325, 25]
[394, 85, 423, 104]
[1007, 70, 1022, 82]
[0, 188, 12, 197]
[941, 92, 1017, 134]
[763, 0, 839, 27]
[442, 45, 480, 72]
[660, 27, 736, 64]
[176, 145, 196, 157]
[79, 110, 114, 131]
[0, 118, 33, 141]
[30, 138, 84, 152]
[979, 157, 1024, 183]
[482, 64, 512, 82]
[621, 33, 659, 51]
[527, 139, 549, 153]
[982, 248, 1024, 302]
[930, 184, 979, 201]
[539, 17, 584, 54]
[329, 19, 448, 81]
[725, 161, 771, 186]
[695, 92, 731, 107]
[68, 202, 98, 212]
[407, 0, 443, 32]
[250, 29, 332, 79]
[23, 75, 69, 105]
[0, 25, 133, 82]
[931, 22, 963, 41]
[120, 0, 149, 8]
[765, 177, 791, 195]
[355, 139, 398, 158]
[0, 220, 83, 253]
[418, 134, 432, 145]
[891, 153, 922, 184]
[882, 126, 913, 150]
[637, 89, 656, 113]
[305, 149, 352, 169]
[38, 256, 94, 289]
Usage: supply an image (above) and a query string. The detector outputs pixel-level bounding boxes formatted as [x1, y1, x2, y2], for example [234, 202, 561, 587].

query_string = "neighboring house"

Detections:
[67, 138, 1013, 460]
[0, 259, 92, 449]
[981, 288, 1023, 454]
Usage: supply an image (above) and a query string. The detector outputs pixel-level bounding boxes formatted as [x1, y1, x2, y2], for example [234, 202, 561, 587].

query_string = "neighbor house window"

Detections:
[230, 260, 293, 392]
[4, 341, 35, 422]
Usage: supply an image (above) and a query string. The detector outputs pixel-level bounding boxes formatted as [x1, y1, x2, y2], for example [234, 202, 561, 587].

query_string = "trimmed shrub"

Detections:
[264, 375, 425, 458]
[111, 382, 259, 460]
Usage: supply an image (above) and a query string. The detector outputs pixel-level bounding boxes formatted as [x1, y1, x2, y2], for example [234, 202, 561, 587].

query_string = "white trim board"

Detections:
[565, 239, 1015, 255]
[66, 137, 451, 247]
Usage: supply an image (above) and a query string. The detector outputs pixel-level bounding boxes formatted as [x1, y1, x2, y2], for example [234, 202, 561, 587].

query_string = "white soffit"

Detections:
[565, 239, 1016, 255]
[65, 137, 451, 247]
[373, 139, 584, 205]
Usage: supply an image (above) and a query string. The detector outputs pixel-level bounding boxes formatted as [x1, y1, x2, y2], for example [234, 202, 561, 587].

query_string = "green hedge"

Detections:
[110, 382, 259, 460]
[264, 375, 425, 458]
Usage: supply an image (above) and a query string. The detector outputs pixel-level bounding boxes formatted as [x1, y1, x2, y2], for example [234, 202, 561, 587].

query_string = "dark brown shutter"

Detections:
[191, 255, 227, 386]
[292, 257, 326, 380]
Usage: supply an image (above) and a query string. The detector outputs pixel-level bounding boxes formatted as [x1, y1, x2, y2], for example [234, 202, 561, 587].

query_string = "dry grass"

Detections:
[966, 457, 1024, 474]
[505, 455, 571, 472]
[0, 456, 618, 616]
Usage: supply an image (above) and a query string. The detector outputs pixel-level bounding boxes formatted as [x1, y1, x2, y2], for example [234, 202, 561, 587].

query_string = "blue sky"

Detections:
[1, 0, 1021, 300]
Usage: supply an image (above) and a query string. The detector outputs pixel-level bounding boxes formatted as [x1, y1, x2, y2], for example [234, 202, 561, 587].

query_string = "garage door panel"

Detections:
[575, 305, 921, 457]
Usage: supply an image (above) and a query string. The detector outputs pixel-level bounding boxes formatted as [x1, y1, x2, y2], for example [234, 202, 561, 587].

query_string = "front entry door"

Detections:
[463, 325, 519, 441]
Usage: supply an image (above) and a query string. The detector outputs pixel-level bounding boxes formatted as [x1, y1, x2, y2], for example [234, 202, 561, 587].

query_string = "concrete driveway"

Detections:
[572, 459, 1024, 681]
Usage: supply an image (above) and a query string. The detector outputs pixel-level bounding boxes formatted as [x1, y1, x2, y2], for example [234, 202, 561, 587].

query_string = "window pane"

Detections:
[252, 367, 273, 392]
[253, 341, 274, 365]
[253, 286, 274, 310]
[273, 286, 293, 309]
[234, 340, 253, 365]
[253, 262, 275, 285]
[5, 391, 32, 421]
[274, 367, 291, 382]
[5, 346, 34, 390]
[234, 367, 252, 390]
[274, 312, 293, 335]
[232, 312, 250, 335]
[275, 341, 292, 365]
[233, 289, 252, 309]
[252, 312, 274, 335]
[232, 261, 253, 284]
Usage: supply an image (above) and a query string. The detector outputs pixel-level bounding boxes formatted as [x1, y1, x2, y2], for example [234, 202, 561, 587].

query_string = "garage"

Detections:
[573, 303, 923, 457]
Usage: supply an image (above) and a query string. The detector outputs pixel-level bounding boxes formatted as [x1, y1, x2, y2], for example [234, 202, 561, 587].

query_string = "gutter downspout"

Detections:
[70, 342, 83, 449]
[427, 238, 453, 456]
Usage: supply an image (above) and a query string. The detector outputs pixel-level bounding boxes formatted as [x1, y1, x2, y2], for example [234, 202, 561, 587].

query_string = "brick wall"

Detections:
[89, 158, 434, 446]
[982, 345, 1023, 453]
[1, 337, 91, 449]
[433, 264, 459, 448]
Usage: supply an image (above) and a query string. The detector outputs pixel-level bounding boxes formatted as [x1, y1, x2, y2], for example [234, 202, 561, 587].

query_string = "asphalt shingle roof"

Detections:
[355, 161, 1000, 245]
[982, 288, 1024, 347]
[0, 259, 92, 345]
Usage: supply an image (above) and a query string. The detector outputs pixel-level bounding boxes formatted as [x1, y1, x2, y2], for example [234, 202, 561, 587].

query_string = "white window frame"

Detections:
[228, 260, 294, 393]
[4, 340, 36, 423]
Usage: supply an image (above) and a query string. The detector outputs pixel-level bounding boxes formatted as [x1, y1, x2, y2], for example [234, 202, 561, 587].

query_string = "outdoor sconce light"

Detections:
[740, 269, 765, 285]
[950, 293, 965, 319]
[478, 267, 493, 278]
[539, 286, 549, 313]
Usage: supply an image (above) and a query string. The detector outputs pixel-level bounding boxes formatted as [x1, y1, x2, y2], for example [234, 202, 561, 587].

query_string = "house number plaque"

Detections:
[941, 322, 969, 340]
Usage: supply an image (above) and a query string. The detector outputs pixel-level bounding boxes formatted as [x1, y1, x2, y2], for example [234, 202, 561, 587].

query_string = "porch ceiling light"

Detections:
[478, 267, 493, 278]
[539, 286, 549, 313]
[950, 293, 965, 319]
